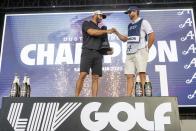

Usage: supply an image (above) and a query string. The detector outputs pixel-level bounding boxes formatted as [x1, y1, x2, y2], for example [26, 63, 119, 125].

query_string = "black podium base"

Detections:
[0, 97, 181, 131]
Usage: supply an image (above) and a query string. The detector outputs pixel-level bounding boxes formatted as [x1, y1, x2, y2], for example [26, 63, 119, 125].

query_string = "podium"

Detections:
[0, 97, 181, 131]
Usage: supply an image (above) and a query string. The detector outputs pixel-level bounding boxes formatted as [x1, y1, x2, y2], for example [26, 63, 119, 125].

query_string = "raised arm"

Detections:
[87, 28, 114, 36]
[114, 29, 128, 42]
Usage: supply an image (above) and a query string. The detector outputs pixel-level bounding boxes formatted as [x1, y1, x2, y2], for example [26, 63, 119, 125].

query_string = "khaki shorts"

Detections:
[124, 47, 148, 75]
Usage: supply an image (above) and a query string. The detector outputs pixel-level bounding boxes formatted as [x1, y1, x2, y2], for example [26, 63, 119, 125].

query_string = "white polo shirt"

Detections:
[130, 17, 153, 50]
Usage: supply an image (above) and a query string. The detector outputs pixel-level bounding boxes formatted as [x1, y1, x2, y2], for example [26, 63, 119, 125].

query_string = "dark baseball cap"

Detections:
[124, 6, 140, 14]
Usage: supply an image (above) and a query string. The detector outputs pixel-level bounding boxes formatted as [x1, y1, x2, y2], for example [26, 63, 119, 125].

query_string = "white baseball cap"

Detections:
[93, 10, 106, 19]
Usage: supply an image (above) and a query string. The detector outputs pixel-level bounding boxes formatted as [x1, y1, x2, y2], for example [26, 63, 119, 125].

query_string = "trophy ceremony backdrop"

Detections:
[0, 8, 196, 107]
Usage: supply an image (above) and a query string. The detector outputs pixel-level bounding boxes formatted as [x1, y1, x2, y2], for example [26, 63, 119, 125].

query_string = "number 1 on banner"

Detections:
[155, 65, 169, 96]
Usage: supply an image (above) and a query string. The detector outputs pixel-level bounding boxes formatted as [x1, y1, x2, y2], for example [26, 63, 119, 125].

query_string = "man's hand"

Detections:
[112, 28, 117, 34]
[112, 28, 128, 42]
[107, 28, 116, 34]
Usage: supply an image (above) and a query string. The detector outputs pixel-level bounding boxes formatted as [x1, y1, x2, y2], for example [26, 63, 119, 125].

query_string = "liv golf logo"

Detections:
[81, 102, 172, 131]
[7, 101, 173, 131]
[7, 102, 82, 131]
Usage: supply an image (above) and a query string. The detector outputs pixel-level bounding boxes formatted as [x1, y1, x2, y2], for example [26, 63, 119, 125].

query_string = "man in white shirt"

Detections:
[114, 6, 155, 96]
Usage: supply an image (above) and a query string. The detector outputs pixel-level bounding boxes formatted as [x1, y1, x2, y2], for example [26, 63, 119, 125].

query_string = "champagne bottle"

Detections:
[26, 76, 31, 97]
[135, 75, 142, 97]
[21, 74, 28, 97]
[144, 75, 152, 96]
[10, 73, 20, 97]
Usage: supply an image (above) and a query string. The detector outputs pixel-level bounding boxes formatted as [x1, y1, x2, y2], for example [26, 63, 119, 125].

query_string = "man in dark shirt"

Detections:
[75, 10, 115, 96]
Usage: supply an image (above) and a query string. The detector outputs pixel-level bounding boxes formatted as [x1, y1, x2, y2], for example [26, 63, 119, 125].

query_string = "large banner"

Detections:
[0, 9, 196, 107]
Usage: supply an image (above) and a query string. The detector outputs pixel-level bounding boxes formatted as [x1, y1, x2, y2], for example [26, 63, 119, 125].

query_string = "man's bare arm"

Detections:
[114, 29, 128, 42]
[87, 28, 114, 36]
[148, 32, 155, 49]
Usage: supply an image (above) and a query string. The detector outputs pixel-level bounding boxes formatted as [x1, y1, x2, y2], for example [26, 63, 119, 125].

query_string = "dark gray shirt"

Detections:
[82, 21, 103, 50]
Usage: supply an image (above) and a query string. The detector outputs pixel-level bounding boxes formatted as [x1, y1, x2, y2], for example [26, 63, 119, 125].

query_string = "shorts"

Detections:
[124, 47, 149, 75]
[80, 48, 103, 77]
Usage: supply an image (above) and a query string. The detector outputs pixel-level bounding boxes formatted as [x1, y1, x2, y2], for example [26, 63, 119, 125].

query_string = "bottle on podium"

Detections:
[10, 73, 20, 97]
[135, 75, 142, 97]
[26, 76, 31, 97]
[21, 74, 28, 97]
[144, 75, 152, 96]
